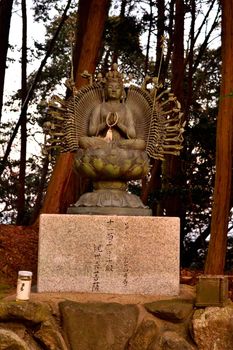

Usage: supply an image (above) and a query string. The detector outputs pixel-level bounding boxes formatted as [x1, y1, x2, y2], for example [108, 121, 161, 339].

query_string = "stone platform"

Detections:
[37, 214, 180, 295]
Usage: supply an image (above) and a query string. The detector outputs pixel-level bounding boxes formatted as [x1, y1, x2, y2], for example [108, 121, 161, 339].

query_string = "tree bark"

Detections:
[41, 0, 110, 215]
[141, 160, 161, 207]
[141, 0, 167, 206]
[204, 0, 233, 274]
[154, 0, 165, 80]
[120, 0, 127, 17]
[0, 0, 14, 121]
[162, 0, 185, 218]
[162, 0, 175, 81]
[171, 0, 184, 103]
[185, 0, 195, 114]
[16, 0, 27, 225]
[30, 156, 49, 225]
[144, 0, 155, 76]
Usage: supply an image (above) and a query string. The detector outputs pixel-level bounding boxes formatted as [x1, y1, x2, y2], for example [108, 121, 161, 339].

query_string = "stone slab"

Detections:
[37, 215, 180, 295]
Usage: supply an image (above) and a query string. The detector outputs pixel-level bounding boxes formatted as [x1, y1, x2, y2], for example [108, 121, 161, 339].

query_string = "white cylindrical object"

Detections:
[16, 271, 32, 301]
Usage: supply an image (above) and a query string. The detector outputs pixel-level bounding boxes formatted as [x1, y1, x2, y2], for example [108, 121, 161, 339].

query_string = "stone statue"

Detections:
[79, 64, 145, 151]
[44, 64, 185, 215]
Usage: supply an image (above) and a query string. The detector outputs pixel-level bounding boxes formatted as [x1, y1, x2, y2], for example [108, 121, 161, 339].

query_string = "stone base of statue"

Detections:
[67, 206, 152, 216]
[71, 145, 152, 217]
[37, 214, 180, 296]
[68, 180, 152, 216]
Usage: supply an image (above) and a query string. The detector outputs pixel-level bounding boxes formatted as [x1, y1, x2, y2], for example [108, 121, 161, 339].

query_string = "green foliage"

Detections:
[32, 0, 76, 23]
[0, 118, 51, 224]
[100, 15, 146, 78]
[28, 14, 75, 101]
[0, 156, 51, 225]
[180, 48, 221, 266]
[105, 16, 143, 55]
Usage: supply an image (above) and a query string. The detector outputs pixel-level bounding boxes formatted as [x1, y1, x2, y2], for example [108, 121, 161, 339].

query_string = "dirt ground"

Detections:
[0, 224, 233, 300]
[0, 224, 38, 289]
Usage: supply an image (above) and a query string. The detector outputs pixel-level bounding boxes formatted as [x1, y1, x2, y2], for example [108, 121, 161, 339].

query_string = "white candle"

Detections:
[16, 271, 32, 301]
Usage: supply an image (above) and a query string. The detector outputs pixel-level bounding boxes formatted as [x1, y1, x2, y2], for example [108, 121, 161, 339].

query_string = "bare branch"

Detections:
[0, 0, 72, 177]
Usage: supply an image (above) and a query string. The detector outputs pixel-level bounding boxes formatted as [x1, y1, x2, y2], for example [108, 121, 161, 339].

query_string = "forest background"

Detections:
[0, 0, 233, 278]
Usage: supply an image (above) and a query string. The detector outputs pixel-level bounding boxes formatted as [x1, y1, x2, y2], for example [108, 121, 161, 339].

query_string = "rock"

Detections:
[34, 324, 68, 350]
[0, 323, 28, 341]
[144, 299, 194, 323]
[0, 301, 67, 350]
[192, 303, 233, 350]
[0, 301, 54, 324]
[148, 330, 196, 350]
[0, 328, 29, 350]
[127, 319, 159, 349]
[59, 301, 138, 350]
[0, 323, 41, 350]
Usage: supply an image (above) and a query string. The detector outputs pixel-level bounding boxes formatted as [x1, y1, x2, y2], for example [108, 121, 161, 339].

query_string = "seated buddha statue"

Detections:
[44, 64, 184, 211]
[79, 63, 146, 151]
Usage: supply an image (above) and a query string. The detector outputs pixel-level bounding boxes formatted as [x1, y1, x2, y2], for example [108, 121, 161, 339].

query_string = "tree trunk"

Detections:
[144, 0, 155, 76]
[41, 0, 110, 215]
[141, 160, 161, 207]
[30, 156, 49, 225]
[0, 0, 13, 121]
[162, 0, 185, 218]
[162, 0, 175, 81]
[16, 0, 27, 225]
[120, 0, 127, 17]
[154, 0, 165, 80]
[141, 0, 166, 206]
[171, 0, 184, 104]
[204, 0, 233, 274]
[185, 0, 195, 114]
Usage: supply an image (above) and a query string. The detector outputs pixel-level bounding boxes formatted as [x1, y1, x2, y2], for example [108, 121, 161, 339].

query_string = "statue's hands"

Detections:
[106, 112, 118, 128]
[108, 113, 117, 125]
[117, 121, 128, 136]
[117, 117, 136, 139]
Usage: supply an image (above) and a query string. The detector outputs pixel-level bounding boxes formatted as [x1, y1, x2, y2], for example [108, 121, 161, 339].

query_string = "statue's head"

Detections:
[104, 64, 124, 101]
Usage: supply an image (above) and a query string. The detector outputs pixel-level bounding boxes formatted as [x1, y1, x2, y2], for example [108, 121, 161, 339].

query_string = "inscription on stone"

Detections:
[122, 221, 130, 287]
[123, 257, 129, 287]
[38, 215, 180, 295]
[92, 219, 130, 292]
[105, 219, 115, 273]
[91, 218, 122, 291]
[90, 218, 132, 291]
[92, 244, 103, 292]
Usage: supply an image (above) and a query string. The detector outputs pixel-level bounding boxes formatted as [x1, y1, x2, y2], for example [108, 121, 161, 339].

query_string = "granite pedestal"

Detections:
[37, 214, 180, 295]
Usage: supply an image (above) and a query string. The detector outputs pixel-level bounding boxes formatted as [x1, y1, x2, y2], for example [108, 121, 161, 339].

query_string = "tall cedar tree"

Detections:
[16, 0, 27, 225]
[162, 0, 185, 218]
[204, 0, 233, 274]
[0, 0, 14, 121]
[41, 0, 110, 215]
[141, 0, 166, 209]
